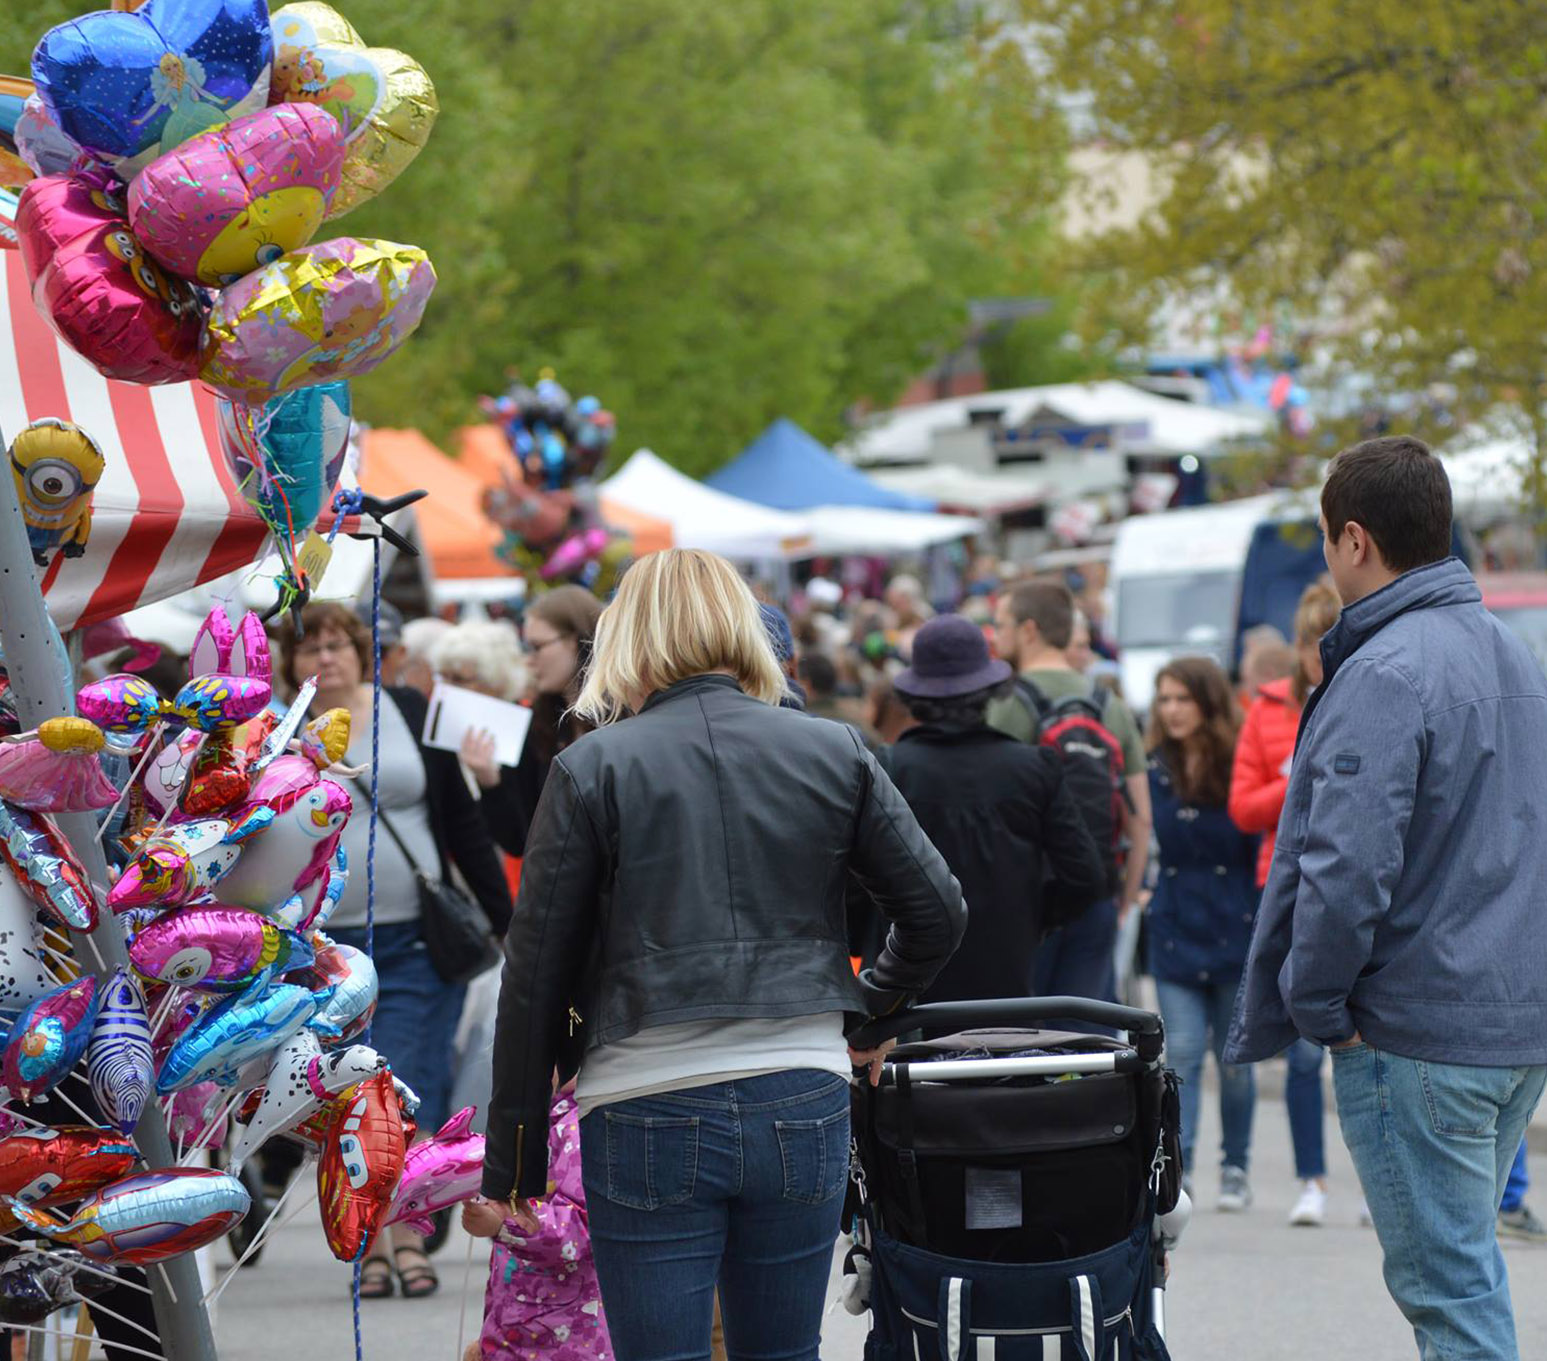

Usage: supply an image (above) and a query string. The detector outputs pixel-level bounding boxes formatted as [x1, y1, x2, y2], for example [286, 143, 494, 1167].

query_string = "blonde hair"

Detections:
[574, 549, 786, 724]
[1292, 580, 1342, 704]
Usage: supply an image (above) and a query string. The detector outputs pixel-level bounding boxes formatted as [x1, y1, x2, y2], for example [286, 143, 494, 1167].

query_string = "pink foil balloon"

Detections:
[129, 103, 345, 287]
[16, 173, 202, 385]
[383, 1107, 485, 1236]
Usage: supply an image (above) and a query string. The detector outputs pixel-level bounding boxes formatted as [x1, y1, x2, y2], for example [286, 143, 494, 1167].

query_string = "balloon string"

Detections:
[94, 725, 164, 844]
[48, 1083, 107, 1131]
[455, 1230, 478, 1361]
[0, 1319, 163, 1361]
[178, 1087, 244, 1167]
[0, 1235, 154, 1297]
[74, 1289, 165, 1347]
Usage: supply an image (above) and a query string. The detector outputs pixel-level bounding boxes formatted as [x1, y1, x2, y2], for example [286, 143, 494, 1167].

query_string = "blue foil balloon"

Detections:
[156, 983, 317, 1093]
[31, 0, 273, 175]
[217, 380, 352, 535]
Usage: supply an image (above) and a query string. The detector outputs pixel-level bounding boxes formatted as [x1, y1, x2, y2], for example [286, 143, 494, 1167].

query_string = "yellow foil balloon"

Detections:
[268, 3, 437, 219]
[37, 718, 106, 755]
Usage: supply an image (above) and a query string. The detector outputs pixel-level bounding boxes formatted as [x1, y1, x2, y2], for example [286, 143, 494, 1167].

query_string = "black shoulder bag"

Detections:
[355, 781, 500, 984]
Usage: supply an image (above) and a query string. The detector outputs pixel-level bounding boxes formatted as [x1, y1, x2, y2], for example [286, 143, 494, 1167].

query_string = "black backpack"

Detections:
[1013, 677, 1129, 897]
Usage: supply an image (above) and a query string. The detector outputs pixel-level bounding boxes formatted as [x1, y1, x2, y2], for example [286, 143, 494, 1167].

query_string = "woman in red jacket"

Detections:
[1229, 581, 1341, 1227]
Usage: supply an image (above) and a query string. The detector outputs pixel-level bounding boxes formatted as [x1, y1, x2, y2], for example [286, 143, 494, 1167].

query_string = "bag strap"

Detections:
[1067, 1273, 1104, 1361]
[349, 776, 427, 879]
[936, 1276, 972, 1361]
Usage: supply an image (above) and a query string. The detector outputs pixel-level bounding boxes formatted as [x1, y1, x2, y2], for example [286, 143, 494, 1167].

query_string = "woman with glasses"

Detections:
[459, 586, 603, 855]
[275, 602, 512, 1301]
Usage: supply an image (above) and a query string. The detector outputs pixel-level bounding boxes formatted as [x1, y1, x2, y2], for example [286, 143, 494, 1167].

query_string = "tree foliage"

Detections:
[6, 2, 1072, 475]
[1024, 0, 1547, 487]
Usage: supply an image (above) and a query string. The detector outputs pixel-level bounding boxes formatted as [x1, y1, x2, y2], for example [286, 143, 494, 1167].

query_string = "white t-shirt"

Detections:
[576, 1012, 851, 1118]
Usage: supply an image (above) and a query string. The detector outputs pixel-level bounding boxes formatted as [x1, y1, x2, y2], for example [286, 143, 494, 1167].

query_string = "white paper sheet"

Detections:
[423, 682, 533, 769]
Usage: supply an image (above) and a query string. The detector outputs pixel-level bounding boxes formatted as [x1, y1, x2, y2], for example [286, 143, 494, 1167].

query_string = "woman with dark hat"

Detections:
[882, 614, 1106, 1003]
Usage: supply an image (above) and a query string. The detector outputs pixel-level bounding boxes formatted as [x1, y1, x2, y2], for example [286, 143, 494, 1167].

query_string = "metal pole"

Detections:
[0, 424, 217, 1361]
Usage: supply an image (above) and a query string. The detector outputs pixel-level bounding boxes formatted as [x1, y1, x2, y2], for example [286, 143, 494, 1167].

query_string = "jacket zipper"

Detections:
[568, 1006, 582, 1036]
[512, 1123, 525, 1191]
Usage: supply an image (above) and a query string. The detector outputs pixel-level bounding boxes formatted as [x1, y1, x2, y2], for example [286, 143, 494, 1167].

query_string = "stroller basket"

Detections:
[847, 999, 1179, 1361]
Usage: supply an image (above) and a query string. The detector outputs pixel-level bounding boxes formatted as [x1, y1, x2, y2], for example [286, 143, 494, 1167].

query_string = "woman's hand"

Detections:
[460, 729, 500, 789]
[848, 1037, 897, 1087]
[461, 1196, 509, 1239]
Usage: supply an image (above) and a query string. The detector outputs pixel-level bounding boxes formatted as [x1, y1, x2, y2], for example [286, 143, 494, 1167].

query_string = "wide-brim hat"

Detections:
[894, 614, 1012, 699]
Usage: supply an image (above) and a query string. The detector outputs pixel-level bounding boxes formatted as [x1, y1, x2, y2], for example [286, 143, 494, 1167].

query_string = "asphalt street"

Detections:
[208, 1074, 1547, 1360]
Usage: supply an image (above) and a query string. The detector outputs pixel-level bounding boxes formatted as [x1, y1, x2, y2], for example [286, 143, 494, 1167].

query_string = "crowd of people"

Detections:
[127, 434, 1535, 1361]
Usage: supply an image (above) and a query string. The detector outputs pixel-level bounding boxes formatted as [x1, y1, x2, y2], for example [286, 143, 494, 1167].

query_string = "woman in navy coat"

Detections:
[1147, 656, 1260, 1210]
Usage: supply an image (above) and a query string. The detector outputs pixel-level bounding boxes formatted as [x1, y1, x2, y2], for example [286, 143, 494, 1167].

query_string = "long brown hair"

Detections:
[1147, 656, 1241, 806]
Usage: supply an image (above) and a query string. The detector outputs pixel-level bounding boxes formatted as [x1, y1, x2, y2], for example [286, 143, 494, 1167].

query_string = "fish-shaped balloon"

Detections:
[0, 1127, 138, 1235]
[383, 1107, 485, 1236]
[86, 969, 154, 1136]
[2, 976, 101, 1102]
[156, 983, 317, 1093]
[301, 931, 376, 1044]
[317, 1071, 407, 1263]
[108, 817, 265, 911]
[129, 906, 313, 994]
[227, 1031, 387, 1173]
[8, 1168, 250, 1265]
[0, 801, 96, 932]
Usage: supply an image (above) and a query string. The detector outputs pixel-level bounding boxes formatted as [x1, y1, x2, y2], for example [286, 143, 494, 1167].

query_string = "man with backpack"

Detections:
[988, 581, 1153, 1009]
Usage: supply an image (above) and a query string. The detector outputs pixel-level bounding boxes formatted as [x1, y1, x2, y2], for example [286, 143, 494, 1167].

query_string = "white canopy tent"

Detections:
[802, 505, 985, 555]
[859, 463, 1049, 516]
[602, 449, 814, 559]
[845, 380, 1271, 466]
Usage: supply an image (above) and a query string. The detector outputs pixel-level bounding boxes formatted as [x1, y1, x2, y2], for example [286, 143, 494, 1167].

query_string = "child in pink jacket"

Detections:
[463, 1088, 612, 1360]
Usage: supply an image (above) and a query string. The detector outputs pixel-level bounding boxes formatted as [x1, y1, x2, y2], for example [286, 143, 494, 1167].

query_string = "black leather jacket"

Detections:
[483, 674, 966, 1199]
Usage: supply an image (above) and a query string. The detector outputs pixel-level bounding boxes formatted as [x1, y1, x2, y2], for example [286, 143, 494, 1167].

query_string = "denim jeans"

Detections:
[579, 1069, 849, 1361]
[330, 919, 465, 1134]
[1155, 973, 1255, 1175]
[1284, 1038, 1327, 1181]
[1035, 896, 1119, 1034]
[1333, 1043, 1547, 1360]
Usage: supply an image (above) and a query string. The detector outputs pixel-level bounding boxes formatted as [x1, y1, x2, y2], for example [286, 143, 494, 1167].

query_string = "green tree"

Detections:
[5, 2, 1072, 476]
[1024, 0, 1547, 500]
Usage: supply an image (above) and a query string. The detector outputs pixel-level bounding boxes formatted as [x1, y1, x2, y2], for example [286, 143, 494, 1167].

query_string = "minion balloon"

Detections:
[8, 420, 105, 565]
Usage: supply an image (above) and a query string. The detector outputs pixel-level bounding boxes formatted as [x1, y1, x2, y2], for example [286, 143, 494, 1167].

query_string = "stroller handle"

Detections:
[848, 996, 1165, 1057]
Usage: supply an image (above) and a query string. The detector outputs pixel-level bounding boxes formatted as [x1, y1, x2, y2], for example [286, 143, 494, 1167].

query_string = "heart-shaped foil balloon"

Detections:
[268, 3, 437, 218]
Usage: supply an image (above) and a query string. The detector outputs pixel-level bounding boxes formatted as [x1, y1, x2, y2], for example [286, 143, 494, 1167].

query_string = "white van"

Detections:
[1109, 495, 1288, 715]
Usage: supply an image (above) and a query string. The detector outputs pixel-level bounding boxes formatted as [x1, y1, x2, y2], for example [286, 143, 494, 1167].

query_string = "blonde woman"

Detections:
[474, 549, 965, 1360]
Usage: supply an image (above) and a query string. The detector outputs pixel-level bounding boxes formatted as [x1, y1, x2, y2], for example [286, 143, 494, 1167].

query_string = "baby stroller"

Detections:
[844, 998, 1188, 1360]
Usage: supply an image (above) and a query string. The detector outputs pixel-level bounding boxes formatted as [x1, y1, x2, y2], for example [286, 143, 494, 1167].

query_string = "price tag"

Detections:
[297, 531, 333, 592]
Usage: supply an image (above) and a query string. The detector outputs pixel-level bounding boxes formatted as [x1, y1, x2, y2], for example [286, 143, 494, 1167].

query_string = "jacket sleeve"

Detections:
[1040, 765, 1106, 928]
[477, 764, 533, 860]
[845, 734, 967, 1017]
[483, 759, 603, 1201]
[1282, 660, 1424, 1045]
[1229, 698, 1290, 835]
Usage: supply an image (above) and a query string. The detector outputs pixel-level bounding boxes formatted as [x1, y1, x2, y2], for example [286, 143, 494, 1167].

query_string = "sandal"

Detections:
[358, 1256, 394, 1299]
[394, 1244, 440, 1299]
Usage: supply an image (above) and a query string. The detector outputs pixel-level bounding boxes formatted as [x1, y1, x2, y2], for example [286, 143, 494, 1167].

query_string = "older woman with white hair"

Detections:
[471, 549, 965, 1360]
[430, 618, 529, 700]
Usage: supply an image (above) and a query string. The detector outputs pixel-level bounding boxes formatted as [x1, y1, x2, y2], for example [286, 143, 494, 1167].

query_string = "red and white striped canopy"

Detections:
[0, 252, 270, 632]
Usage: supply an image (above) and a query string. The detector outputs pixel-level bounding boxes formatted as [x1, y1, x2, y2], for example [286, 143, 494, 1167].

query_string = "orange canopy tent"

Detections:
[359, 428, 508, 579]
[457, 424, 674, 556]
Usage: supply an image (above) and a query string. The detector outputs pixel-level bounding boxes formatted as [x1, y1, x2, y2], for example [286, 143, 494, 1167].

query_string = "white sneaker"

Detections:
[1289, 1181, 1327, 1227]
[1218, 1165, 1252, 1212]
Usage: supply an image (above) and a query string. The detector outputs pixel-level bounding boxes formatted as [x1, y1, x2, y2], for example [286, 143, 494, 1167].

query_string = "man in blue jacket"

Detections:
[1226, 436, 1547, 1361]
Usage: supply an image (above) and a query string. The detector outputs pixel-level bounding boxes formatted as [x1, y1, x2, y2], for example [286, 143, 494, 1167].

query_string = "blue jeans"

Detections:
[1333, 1044, 1547, 1360]
[1501, 1142, 1529, 1213]
[579, 1070, 849, 1361]
[1284, 1038, 1327, 1181]
[330, 919, 465, 1135]
[1155, 973, 1255, 1175]
[1035, 897, 1119, 1033]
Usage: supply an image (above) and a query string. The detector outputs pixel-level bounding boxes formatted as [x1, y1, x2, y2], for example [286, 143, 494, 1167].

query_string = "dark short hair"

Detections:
[901, 683, 1001, 726]
[1004, 580, 1075, 650]
[274, 601, 372, 692]
[1321, 436, 1453, 573]
[798, 651, 837, 697]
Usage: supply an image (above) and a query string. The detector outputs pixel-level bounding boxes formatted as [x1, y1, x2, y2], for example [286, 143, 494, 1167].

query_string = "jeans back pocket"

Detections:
[1417, 1060, 1517, 1140]
[775, 1107, 850, 1205]
[603, 1111, 699, 1211]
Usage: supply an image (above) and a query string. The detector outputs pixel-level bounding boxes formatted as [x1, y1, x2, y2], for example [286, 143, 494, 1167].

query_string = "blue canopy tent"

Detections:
[708, 418, 936, 511]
